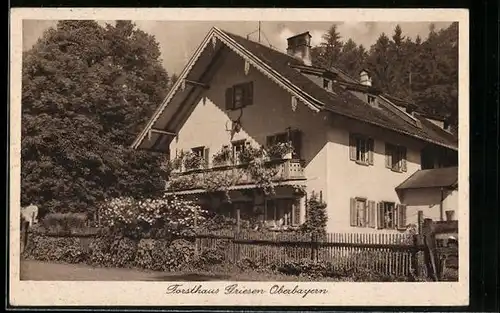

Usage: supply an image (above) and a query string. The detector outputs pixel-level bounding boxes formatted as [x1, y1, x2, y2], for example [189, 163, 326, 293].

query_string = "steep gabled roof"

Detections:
[396, 167, 458, 190]
[132, 27, 458, 152]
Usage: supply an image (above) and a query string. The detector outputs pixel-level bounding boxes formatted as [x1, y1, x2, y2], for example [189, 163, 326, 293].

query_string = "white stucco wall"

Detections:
[326, 116, 426, 233]
[402, 188, 459, 225]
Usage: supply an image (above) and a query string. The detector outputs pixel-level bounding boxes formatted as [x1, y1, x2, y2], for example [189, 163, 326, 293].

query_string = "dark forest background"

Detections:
[311, 22, 458, 127]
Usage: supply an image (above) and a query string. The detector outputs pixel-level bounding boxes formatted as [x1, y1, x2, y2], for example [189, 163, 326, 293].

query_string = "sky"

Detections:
[23, 20, 452, 75]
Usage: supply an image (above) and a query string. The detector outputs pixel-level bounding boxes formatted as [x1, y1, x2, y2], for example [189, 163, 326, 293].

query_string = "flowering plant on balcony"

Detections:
[183, 152, 205, 170]
[238, 144, 264, 164]
[266, 141, 294, 160]
[212, 146, 233, 167]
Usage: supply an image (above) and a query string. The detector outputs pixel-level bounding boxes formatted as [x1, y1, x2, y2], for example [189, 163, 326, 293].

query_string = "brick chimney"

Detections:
[360, 69, 372, 86]
[286, 31, 312, 66]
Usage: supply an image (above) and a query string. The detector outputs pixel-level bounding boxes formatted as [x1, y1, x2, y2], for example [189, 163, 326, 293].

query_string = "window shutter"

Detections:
[292, 199, 301, 226]
[244, 82, 254, 106]
[377, 202, 384, 229]
[349, 198, 356, 226]
[367, 138, 374, 165]
[397, 204, 407, 229]
[204, 147, 210, 168]
[368, 201, 376, 228]
[291, 130, 302, 159]
[385, 144, 392, 169]
[400, 147, 407, 172]
[225, 87, 234, 110]
[349, 134, 356, 161]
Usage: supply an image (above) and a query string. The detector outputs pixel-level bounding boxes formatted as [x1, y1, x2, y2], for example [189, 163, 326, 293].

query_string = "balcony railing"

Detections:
[168, 159, 306, 192]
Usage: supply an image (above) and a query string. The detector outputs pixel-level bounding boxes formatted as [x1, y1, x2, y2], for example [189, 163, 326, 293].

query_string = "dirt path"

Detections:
[20, 260, 233, 281]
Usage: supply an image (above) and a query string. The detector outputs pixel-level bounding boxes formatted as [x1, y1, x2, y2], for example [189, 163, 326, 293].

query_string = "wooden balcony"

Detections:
[167, 159, 306, 192]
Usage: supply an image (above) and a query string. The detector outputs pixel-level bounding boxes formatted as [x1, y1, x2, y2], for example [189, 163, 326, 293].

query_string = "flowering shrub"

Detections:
[212, 146, 233, 166]
[201, 170, 244, 201]
[183, 152, 205, 170]
[266, 141, 294, 159]
[246, 158, 280, 195]
[99, 195, 206, 239]
[237, 144, 264, 164]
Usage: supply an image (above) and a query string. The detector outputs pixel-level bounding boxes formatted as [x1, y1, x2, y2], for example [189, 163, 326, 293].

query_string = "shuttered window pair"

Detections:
[349, 198, 407, 230]
[349, 198, 376, 228]
[225, 81, 254, 110]
[349, 133, 374, 165]
[385, 143, 407, 172]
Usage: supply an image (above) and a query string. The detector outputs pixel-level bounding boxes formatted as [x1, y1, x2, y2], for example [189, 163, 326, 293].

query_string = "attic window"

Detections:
[226, 82, 253, 110]
[367, 95, 377, 106]
[323, 79, 330, 89]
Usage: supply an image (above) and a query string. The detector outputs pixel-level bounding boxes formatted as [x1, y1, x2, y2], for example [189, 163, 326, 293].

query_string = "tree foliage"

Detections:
[311, 22, 459, 129]
[22, 20, 171, 214]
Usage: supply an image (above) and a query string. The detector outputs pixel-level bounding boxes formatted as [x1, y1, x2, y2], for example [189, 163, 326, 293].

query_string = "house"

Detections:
[131, 27, 458, 233]
[396, 166, 459, 225]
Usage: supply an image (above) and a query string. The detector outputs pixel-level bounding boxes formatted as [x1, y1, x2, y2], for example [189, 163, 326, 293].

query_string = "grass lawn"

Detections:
[20, 260, 339, 281]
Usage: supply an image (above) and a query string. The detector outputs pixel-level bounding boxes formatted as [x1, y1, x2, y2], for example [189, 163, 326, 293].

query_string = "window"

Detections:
[445, 210, 455, 221]
[367, 95, 377, 106]
[225, 82, 254, 110]
[264, 199, 300, 228]
[385, 143, 407, 172]
[231, 140, 246, 164]
[349, 134, 374, 165]
[191, 146, 209, 167]
[266, 129, 302, 159]
[323, 79, 330, 89]
[376, 202, 407, 229]
[350, 198, 376, 228]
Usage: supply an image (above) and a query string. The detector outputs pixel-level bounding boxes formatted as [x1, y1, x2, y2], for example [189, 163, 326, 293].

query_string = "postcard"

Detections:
[9, 7, 469, 307]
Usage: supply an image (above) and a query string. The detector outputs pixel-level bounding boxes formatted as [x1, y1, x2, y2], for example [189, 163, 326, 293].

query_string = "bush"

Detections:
[87, 235, 114, 267]
[190, 246, 226, 270]
[135, 238, 195, 271]
[134, 239, 157, 270]
[41, 213, 88, 234]
[109, 237, 138, 268]
[23, 234, 87, 264]
[99, 195, 205, 239]
[300, 192, 327, 236]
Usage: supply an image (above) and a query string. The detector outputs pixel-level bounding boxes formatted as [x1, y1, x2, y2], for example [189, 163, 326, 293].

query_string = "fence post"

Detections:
[310, 233, 317, 262]
[417, 211, 424, 234]
[411, 234, 420, 279]
[422, 218, 439, 281]
[194, 206, 199, 257]
[236, 207, 241, 233]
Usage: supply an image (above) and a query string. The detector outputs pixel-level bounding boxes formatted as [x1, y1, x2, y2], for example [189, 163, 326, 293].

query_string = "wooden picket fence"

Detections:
[194, 230, 424, 278]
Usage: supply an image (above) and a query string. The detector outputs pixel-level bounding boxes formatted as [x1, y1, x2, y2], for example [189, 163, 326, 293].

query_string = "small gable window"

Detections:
[349, 133, 374, 166]
[367, 95, 377, 106]
[226, 82, 254, 110]
[323, 79, 330, 89]
[385, 143, 407, 172]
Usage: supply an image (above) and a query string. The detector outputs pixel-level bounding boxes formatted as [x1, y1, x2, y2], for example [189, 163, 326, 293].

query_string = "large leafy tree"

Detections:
[21, 20, 170, 215]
